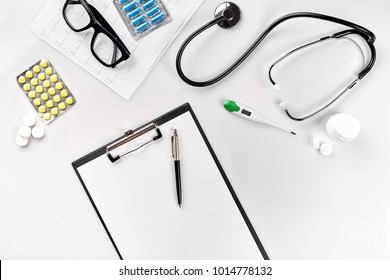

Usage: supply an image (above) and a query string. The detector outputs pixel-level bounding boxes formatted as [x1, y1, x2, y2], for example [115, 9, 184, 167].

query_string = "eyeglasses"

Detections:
[62, 0, 131, 68]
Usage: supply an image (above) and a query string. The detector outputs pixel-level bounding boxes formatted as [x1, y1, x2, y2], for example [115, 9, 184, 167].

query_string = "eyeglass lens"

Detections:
[93, 32, 123, 65]
[63, 0, 92, 30]
[64, 0, 125, 66]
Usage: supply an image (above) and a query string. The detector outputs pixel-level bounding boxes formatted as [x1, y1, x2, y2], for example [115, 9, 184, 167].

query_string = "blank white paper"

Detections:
[77, 112, 263, 259]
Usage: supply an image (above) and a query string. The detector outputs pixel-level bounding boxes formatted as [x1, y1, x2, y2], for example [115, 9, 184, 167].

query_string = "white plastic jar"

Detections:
[326, 113, 360, 141]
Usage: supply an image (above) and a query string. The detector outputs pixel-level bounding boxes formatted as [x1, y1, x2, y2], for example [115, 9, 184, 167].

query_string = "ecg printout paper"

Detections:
[30, 0, 204, 100]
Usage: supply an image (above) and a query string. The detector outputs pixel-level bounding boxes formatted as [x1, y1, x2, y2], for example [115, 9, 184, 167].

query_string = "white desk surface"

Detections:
[1, 0, 389, 259]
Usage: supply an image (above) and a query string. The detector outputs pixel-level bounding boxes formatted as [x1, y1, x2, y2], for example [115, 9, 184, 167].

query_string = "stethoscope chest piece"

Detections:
[214, 2, 241, 29]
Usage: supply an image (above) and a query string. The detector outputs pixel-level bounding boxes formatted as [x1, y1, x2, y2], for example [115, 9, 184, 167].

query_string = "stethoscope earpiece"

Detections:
[214, 2, 241, 29]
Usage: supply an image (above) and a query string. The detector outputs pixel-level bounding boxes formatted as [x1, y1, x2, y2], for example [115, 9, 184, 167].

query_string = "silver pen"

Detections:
[171, 129, 182, 208]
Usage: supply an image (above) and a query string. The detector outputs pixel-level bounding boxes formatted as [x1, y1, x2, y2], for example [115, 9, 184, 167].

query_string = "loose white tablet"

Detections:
[15, 135, 29, 147]
[22, 114, 36, 127]
[32, 126, 45, 139]
[312, 137, 320, 150]
[19, 126, 32, 138]
[319, 143, 333, 156]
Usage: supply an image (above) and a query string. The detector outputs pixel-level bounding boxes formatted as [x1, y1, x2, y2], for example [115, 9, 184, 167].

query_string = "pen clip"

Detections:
[171, 129, 179, 160]
[171, 134, 174, 158]
[106, 123, 162, 163]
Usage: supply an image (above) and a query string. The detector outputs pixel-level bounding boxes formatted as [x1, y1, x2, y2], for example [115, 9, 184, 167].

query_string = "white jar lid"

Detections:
[334, 113, 360, 141]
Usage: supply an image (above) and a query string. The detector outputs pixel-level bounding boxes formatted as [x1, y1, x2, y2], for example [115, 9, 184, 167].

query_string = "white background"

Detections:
[3, 260, 390, 280]
[0, 0, 389, 259]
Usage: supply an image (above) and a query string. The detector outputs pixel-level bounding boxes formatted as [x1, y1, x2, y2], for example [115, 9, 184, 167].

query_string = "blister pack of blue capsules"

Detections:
[113, 0, 172, 41]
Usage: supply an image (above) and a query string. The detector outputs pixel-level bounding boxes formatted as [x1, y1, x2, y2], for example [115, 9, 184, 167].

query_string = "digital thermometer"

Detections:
[224, 100, 296, 135]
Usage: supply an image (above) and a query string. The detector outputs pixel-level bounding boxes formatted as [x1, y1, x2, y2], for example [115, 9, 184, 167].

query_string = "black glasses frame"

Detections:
[63, 0, 130, 68]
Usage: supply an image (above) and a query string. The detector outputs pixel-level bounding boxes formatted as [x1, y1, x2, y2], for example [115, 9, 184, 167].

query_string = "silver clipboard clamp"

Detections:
[106, 123, 163, 163]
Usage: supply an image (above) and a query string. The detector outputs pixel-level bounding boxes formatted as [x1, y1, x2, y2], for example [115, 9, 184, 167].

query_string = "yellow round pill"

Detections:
[38, 73, 46, 81]
[28, 91, 36, 99]
[65, 97, 74, 105]
[58, 102, 67, 110]
[55, 82, 63, 90]
[36, 86, 43, 93]
[33, 98, 41, 106]
[23, 83, 31, 91]
[46, 100, 54, 108]
[50, 75, 58, 83]
[48, 88, 56, 95]
[51, 108, 59, 116]
[25, 71, 33, 79]
[41, 93, 49, 101]
[31, 78, 39, 86]
[33, 65, 40, 73]
[60, 89, 69, 98]
[43, 113, 52, 121]
[40, 60, 48, 68]
[45, 67, 53, 75]
[38, 105, 46, 113]
[18, 76, 26, 84]
[53, 95, 61, 103]
[43, 80, 51, 88]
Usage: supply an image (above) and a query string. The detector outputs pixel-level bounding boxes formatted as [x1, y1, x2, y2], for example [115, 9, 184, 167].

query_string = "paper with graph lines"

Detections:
[30, 0, 204, 100]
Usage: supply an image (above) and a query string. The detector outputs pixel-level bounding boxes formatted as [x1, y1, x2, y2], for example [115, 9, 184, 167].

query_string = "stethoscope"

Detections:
[176, 2, 376, 121]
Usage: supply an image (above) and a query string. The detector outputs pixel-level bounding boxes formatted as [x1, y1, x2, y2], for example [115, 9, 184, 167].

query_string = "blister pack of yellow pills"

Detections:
[16, 59, 76, 124]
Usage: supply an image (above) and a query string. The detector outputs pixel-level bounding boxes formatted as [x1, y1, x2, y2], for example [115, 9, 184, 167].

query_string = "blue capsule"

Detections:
[123, 1, 137, 12]
[131, 15, 146, 26]
[142, 0, 156, 10]
[128, 8, 142, 18]
[150, 13, 165, 25]
[146, 6, 160, 17]
[114, 0, 171, 40]
[136, 22, 150, 33]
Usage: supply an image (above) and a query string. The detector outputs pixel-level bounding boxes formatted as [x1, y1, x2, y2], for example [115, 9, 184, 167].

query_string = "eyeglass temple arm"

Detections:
[87, 4, 126, 63]
[87, 4, 119, 39]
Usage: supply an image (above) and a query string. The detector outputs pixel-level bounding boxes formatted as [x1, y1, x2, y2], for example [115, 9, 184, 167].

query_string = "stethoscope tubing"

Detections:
[176, 16, 225, 87]
[176, 12, 376, 87]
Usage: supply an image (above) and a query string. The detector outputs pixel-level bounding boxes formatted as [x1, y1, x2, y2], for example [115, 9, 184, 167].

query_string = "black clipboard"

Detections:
[72, 103, 269, 260]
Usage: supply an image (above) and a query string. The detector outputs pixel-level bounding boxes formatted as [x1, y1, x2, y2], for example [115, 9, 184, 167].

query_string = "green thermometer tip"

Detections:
[224, 100, 240, 112]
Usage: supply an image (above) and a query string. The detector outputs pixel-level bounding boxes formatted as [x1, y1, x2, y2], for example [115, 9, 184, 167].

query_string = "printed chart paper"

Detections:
[30, 0, 204, 100]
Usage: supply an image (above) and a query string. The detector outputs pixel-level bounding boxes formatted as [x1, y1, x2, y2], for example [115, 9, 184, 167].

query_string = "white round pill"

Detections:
[15, 135, 29, 147]
[22, 114, 36, 127]
[19, 126, 32, 138]
[319, 143, 333, 156]
[32, 126, 45, 139]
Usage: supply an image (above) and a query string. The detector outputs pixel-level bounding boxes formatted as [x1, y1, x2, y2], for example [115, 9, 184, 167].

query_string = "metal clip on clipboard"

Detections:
[106, 123, 163, 163]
